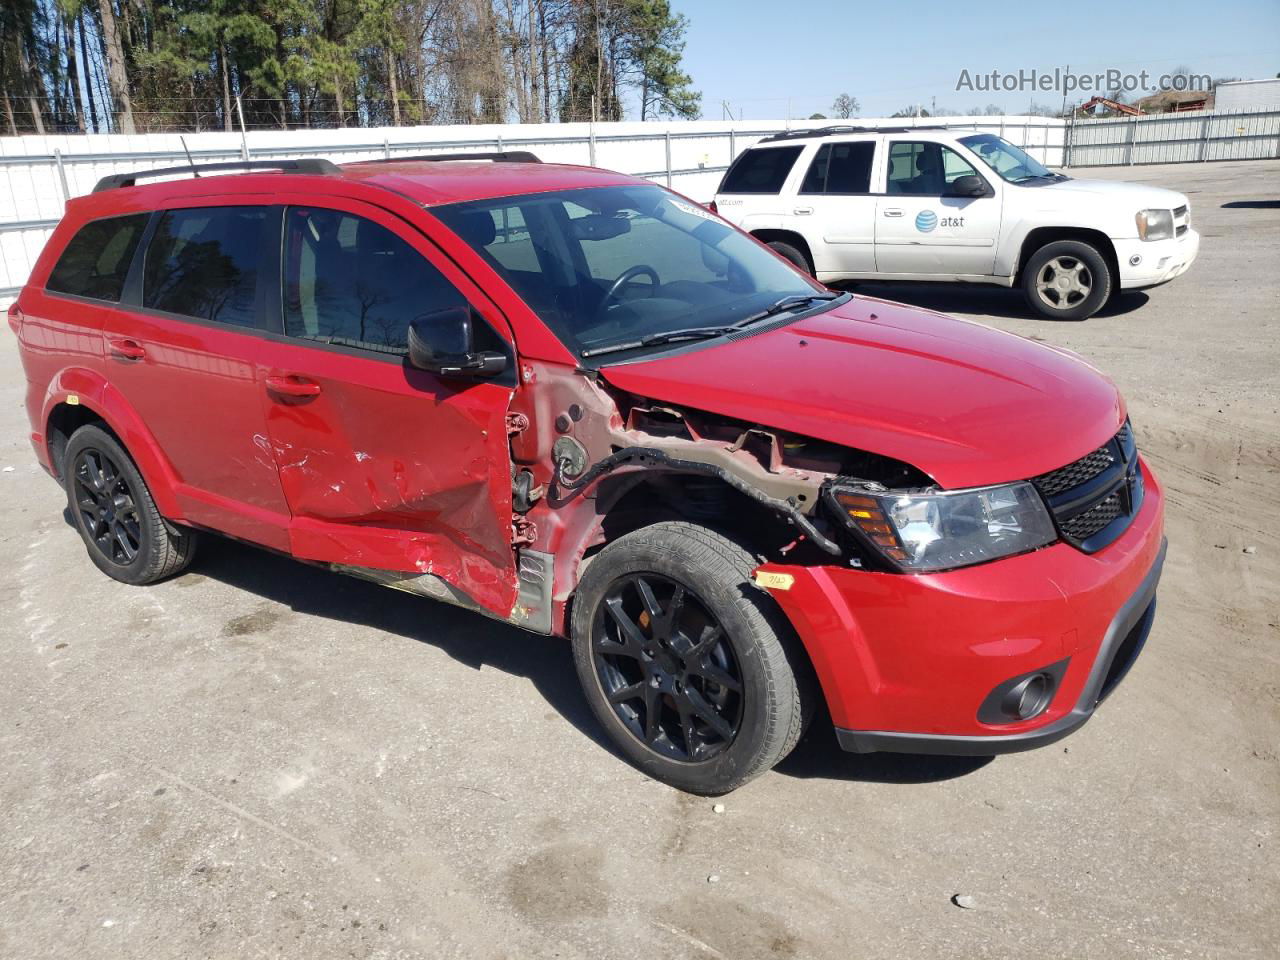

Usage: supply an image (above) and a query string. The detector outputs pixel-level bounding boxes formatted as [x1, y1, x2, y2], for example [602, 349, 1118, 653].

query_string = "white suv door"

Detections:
[874, 139, 1002, 277]
[790, 137, 881, 277]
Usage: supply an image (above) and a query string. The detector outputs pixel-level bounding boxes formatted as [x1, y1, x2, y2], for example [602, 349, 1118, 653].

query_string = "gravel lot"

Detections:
[2, 159, 1277, 960]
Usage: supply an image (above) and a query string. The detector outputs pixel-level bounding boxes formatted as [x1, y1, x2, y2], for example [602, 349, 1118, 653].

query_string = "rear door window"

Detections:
[800, 142, 875, 194]
[46, 214, 149, 302]
[143, 206, 268, 327]
[282, 207, 472, 355]
[720, 146, 803, 194]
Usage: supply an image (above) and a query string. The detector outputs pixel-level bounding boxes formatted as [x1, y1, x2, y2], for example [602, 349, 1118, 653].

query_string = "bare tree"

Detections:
[830, 92, 858, 118]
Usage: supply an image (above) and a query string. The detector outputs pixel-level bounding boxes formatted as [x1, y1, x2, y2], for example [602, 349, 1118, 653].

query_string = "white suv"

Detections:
[711, 126, 1199, 320]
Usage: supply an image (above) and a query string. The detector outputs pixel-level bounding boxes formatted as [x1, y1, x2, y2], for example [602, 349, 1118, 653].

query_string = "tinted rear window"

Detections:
[143, 207, 266, 326]
[720, 146, 802, 194]
[800, 141, 875, 194]
[46, 214, 149, 302]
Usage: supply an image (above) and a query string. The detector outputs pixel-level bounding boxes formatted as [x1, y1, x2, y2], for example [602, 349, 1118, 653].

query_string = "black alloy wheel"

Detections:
[592, 573, 744, 762]
[72, 447, 143, 565]
[570, 521, 811, 794]
[62, 424, 197, 584]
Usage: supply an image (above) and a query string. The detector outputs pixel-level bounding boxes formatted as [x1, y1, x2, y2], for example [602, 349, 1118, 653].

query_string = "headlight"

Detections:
[1135, 209, 1173, 241]
[831, 482, 1057, 572]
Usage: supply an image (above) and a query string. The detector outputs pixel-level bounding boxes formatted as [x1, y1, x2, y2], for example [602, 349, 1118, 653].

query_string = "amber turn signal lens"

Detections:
[834, 492, 908, 562]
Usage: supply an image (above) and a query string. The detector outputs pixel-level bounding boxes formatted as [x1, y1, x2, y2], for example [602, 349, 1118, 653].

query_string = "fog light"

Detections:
[1001, 673, 1053, 720]
[1129, 254, 1142, 267]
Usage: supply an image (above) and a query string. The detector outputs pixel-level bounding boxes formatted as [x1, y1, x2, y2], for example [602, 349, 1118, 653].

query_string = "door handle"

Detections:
[882, 208, 904, 218]
[793, 206, 814, 215]
[108, 337, 145, 361]
[265, 374, 322, 399]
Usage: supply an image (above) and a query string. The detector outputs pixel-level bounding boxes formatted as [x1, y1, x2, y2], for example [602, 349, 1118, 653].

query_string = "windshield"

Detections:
[432, 185, 829, 359]
[959, 133, 1055, 183]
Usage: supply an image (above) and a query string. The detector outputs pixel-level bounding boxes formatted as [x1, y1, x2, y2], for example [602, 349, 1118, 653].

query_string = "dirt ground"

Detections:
[1, 159, 1277, 960]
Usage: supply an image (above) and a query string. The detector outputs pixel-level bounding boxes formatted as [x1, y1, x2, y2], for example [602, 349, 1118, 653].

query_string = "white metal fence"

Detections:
[1065, 108, 1280, 166]
[0, 116, 1065, 299]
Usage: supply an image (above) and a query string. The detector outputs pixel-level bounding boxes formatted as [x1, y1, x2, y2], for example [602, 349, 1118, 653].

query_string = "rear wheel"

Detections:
[766, 239, 813, 275]
[63, 425, 197, 585]
[1021, 239, 1112, 320]
[570, 522, 809, 794]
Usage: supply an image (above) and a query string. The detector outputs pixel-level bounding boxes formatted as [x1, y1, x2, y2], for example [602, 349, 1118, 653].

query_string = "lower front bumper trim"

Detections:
[835, 712, 1088, 756]
[836, 537, 1166, 758]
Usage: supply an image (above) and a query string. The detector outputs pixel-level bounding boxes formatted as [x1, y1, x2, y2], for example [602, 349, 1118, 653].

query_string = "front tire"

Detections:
[63, 425, 197, 585]
[1021, 239, 1112, 320]
[570, 522, 809, 794]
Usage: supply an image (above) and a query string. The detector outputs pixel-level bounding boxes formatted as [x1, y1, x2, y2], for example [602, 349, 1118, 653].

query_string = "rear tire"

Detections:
[570, 521, 809, 795]
[63, 425, 197, 585]
[1022, 239, 1112, 321]
[766, 240, 813, 275]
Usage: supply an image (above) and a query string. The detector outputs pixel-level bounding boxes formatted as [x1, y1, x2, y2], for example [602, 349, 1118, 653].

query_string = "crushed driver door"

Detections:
[252, 197, 520, 618]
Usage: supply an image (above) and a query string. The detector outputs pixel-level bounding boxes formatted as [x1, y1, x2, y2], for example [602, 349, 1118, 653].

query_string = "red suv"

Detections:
[9, 154, 1165, 794]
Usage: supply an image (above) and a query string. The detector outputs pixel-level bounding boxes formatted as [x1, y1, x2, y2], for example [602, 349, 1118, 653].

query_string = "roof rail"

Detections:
[349, 150, 542, 165]
[758, 125, 949, 143]
[92, 158, 341, 193]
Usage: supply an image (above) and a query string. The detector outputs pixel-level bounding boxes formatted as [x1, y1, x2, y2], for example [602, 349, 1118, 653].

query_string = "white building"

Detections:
[1213, 78, 1280, 112]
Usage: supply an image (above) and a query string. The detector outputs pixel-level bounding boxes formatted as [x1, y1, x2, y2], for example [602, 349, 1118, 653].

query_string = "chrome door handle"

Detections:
[793, 206, 814, 215]
[882, 208, 904, 218]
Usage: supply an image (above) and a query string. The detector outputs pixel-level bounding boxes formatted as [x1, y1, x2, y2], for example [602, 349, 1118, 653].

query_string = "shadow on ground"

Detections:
[835, 282, 1151, 322]
[144, 529, 989, 789]
[1221, 200, 1280, 209]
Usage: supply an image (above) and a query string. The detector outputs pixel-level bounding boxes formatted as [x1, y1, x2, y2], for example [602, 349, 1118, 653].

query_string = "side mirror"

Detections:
[407, 306, 507, 379]
[949, 175, 990, 198]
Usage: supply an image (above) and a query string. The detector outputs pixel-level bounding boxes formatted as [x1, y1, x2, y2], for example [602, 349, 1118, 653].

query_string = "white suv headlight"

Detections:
[1136, 209, 1174, 241]
[831, 483, 1057, 572]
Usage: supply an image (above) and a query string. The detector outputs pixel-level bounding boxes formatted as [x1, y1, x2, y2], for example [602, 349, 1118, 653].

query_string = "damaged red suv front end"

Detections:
[591, 295, 1165, 756]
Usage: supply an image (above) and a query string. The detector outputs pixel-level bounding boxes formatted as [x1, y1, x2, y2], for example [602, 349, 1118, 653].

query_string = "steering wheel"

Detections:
[597, 265, 660, 321]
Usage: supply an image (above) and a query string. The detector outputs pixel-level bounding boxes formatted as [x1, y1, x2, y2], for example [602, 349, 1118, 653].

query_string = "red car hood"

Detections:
[599, 297, 1125, 489]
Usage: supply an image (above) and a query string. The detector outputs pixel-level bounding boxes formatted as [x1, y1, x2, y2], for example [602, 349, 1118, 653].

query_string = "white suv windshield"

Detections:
[434, 185, 834, 359]
[959, 133, 1055, 183]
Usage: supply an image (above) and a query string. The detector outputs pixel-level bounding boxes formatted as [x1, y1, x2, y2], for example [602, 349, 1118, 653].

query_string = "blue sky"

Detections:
[674, 0, 1280, 119]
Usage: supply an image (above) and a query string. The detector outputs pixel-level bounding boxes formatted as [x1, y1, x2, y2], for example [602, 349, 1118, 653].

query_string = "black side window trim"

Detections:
[119, 211, 159, 307]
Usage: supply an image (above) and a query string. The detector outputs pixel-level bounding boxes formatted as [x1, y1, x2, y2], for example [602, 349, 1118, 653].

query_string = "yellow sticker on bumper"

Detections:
[753, 571, 795, 591]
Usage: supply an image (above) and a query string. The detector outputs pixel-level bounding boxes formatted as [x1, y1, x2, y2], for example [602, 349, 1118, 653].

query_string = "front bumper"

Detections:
[1115, 228, 1199, 290]
[754, 457, 1166, 755]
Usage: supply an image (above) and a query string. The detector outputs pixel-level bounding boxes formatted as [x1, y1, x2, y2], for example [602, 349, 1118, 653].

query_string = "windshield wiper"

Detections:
[736, 292, 841, 327]
[579, 292, 842, 358]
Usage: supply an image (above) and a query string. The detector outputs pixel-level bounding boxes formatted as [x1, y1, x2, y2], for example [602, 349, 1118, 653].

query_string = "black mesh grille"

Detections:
[1033, 445, 1115, 497]
[1059, 492, 1122, 541]
[1031, 421, 1139, 553]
